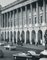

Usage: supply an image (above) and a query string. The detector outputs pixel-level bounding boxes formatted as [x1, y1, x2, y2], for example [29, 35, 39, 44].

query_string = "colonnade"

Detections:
[1, 27, 47, 46]
[1, 0, 47, 46]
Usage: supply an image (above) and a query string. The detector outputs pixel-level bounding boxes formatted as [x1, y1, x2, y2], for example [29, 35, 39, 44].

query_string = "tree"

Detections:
[44, 30, 47, 44]
[17, 38, 21, 45]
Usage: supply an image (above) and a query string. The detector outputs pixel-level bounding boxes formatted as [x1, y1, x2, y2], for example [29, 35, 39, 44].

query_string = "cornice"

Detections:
[1, 0, 37, 11]
[1, 0, 27, 11]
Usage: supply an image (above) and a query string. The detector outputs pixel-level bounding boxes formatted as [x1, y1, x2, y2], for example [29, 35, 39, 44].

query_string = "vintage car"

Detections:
[13, 52, 32, 60]
[39, 58, 47, 60]
[0, 50, 4, 58]
[4, 44, 16, 50]
[40, 50, 47, 58]
[39, 49, 47, 60]
[13, 50, 40, 60]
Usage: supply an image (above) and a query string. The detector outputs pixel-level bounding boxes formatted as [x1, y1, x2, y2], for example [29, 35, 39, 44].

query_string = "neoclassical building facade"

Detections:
[0, 0, 47, 46]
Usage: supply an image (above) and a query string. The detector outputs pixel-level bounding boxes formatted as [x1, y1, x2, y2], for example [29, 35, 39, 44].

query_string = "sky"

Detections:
[0, 0, 16, 7]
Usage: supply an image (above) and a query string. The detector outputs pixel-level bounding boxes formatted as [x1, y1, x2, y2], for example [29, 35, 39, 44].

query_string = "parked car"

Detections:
[39, 58, 47, 60]
[0, 42, 7, 46]
[0, 42, 5, 46]
[13, 52, 32, 60]
[27, 50, 40, 60]
[39, 48, 47, 60]
[4, 44, 16, 50]
[40, 49, 47, 58]
[0, 50, 4, 58]
[13, 50, 40, 60]
[27, 50, 40, 56]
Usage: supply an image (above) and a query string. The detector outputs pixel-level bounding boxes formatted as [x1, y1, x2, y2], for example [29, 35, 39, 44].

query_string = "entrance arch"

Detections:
[21, 31, 25, 43]
[6, 32, 9, 43]
[7, 32, 9, 42]
[1, 32, 4, 41]
[26, 30, 30, 44]
[32, 30, 36, 44]
[14, 31, 16, 43]
[10, 31, 12, 42]
[38, 30, 42, 45]
[5, 32, 6, 41]
[17, 31, 20, 44]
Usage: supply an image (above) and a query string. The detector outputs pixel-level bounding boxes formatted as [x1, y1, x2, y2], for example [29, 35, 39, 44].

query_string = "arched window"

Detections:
[14, 31, 16, 43]
[10, 31, 12, 42]
[26, 30, 30, 44]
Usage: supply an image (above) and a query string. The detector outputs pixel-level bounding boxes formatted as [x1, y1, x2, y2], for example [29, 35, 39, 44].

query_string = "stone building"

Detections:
[0, 0, 47, 46]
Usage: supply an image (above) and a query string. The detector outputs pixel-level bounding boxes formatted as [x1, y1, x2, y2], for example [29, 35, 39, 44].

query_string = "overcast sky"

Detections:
[0, 0, 16, 7]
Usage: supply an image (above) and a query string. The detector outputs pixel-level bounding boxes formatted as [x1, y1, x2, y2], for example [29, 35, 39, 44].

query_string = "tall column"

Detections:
[25, 31, 26, 44]
[30, 4, 33, 26]
[4, 32, 5, 41]
[36, 31, 38, 45]
[13, 11, 14, 27]
[12, 31, 14, 43]
[25, 6, 27, 26]
[21, 8, 23, 27]
[12, 11, 14, 43]
[3, 32, 5, 41]
[16, 31, 17, 43]
[7, 13, 8, 28]
[4, 14, 5, 41]
[30, 31, 32, 44]
[4, 14, 5, 27]
[36, 2, 39, 26]
[42, 0, 46, 25]
[17, 9, 19, 27]
[10, 12, 11, 27]
[8, 13, 9, 27]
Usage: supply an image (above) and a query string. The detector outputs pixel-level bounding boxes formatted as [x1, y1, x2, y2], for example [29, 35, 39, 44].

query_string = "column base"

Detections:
[35, 23, 39, 26]
[24, 24, 27, 28]
[29, 24, 32, 27]
[42, 43, 45, 46]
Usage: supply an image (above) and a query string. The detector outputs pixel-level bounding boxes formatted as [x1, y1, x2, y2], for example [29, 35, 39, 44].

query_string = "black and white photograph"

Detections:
[0, 0, 47, 60]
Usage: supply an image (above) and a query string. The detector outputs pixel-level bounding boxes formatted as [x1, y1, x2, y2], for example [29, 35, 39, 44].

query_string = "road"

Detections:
[0, 45, 42, 60]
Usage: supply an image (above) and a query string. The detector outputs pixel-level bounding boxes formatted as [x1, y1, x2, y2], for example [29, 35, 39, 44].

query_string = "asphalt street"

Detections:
[0, 45, 43, 60]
